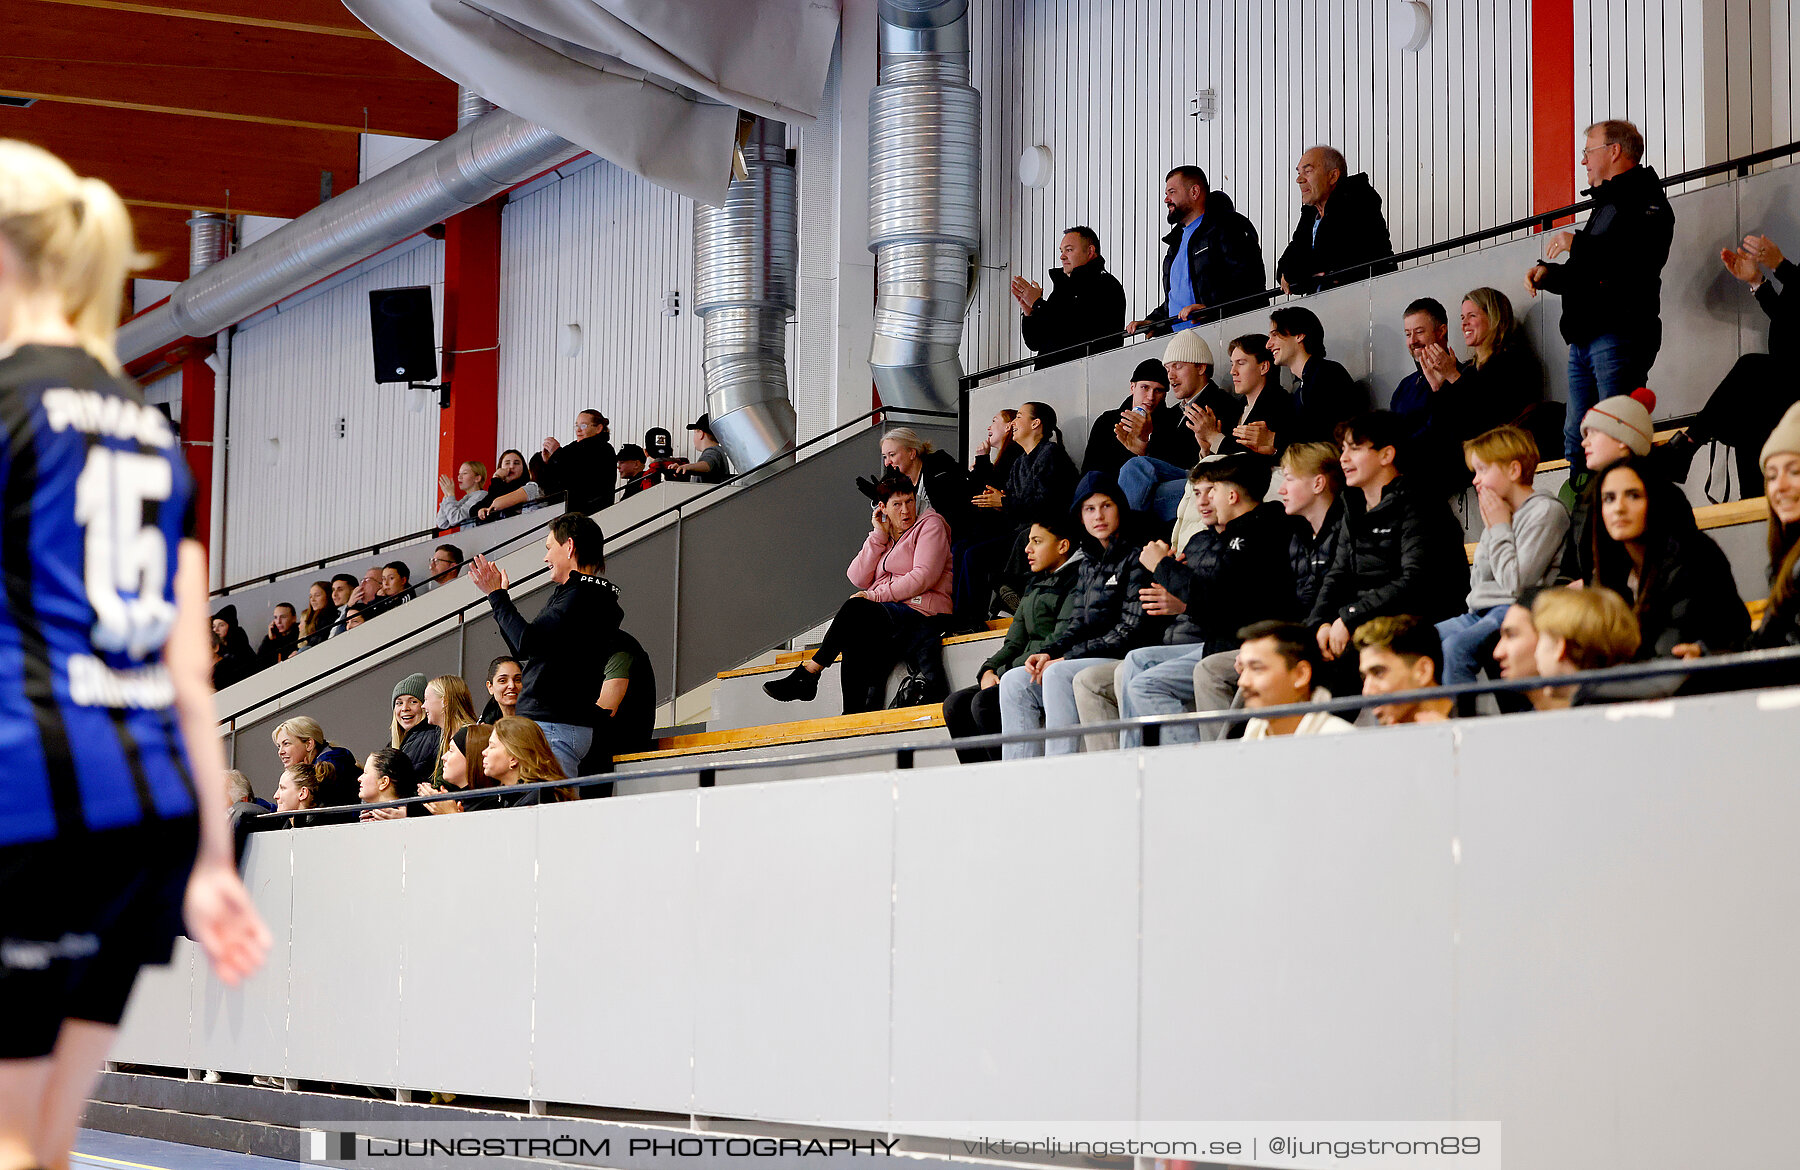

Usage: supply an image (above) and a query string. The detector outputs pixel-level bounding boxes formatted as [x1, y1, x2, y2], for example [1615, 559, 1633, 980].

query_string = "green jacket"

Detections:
[978, 552, 1084, 680]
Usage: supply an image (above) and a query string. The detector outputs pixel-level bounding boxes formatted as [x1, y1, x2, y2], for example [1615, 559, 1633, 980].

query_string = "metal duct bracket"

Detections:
[693, 117, 799, 472]
[867, 0, 980, 413]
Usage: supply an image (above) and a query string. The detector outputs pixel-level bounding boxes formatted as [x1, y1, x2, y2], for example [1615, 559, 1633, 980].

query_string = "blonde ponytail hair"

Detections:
[0, 139, 149, 373]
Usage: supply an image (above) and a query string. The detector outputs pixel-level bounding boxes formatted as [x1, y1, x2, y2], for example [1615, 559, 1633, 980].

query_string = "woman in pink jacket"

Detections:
[764, 471, 956, 713]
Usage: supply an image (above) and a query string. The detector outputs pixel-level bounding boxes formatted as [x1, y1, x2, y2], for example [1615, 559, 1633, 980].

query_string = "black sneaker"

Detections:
[762, 665, 820, 702]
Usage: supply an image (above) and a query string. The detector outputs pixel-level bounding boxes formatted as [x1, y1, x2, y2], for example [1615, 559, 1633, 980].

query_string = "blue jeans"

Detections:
[997, 657, 1112, 759]
[1118, 456, 1189, 522]
[1435, 606, 1509, 685]
[1124, 644, 1211, 746]
[1564, 329, 1660, 465]
[536, 720, 594, 780]
[1116, 643, 1203, 748]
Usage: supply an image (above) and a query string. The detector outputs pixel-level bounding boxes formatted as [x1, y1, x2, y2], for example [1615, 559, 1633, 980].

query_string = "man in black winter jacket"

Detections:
[1014, 226, 1128, 369]
[534, 409, 619, 513]
[1277, 146, 1396, 295]
[1127, 166, 1266, 336]
[1307, 413, 1469, 671]
[1526, 119, 1675, 467]
[1122, 455, 1298, 746]
[1080, 359, 1200, 482]
[470, 512, 623, 779]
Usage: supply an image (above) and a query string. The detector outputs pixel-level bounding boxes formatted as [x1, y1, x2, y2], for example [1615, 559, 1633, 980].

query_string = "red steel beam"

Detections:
[1532, 0, 1577, 227]
[437, 198, 503, 504]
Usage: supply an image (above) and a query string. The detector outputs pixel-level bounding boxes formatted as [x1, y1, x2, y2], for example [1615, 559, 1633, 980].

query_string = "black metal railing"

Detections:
[254, 642, 1800, 820]
[957, 135, 1800, 394]
[214, 406, 956, 726]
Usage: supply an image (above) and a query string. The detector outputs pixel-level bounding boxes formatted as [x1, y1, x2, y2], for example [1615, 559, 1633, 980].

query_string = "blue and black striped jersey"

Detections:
[1, 345, 200, 847]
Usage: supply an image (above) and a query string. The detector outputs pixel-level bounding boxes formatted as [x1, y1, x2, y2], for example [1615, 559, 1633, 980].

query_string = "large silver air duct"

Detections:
[867, 0, 980, 412]
[692, 117, 799, 470]
[119, 109, 582, 365]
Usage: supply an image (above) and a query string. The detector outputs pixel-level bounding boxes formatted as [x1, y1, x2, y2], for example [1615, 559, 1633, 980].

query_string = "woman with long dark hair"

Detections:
[296, 580, 337, 650]
[1586, 455, 1748, 659]
[1748, 404, 1800, 658]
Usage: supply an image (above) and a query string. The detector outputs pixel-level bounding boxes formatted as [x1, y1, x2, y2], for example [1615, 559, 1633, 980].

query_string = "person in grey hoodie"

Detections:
[1434, 425, 1570, 683]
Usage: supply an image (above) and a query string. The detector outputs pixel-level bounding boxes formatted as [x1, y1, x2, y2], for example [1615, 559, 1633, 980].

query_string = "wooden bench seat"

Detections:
[715, 619, 1011, 681]
[1463, 496, 1768, 563]
[1536, 427, 1684, 475]
[617, 704, 944, 762]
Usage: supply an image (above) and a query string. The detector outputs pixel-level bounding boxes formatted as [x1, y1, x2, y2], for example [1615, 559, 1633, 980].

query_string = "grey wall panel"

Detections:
[1647, 182, 1747, 419]
[1732, 164, 1800, 357]
[232, 626, 464, 800]
[396, 809, 539, 1098]
[285, 823, 404, 1086]
[1453, 697, 1800, 1169]
[533, 793, 700, 1111]
[692, 776, 895, 1125]
[111, 939, 195, 1068]
[1138, 729, 1458, 1123]
[1365, 237, 1550, 411]
[889, 757, 1140, 1138]
[605, 525, 679, 707]
[966, 360, 1086, 468]
[210, 505, 552, 641]
[673, 425, 956, 696]
[190, 833, 293, 1077]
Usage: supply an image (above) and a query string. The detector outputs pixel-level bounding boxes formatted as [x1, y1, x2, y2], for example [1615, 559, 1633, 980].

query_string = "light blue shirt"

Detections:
[1165, 214, 1204, 331]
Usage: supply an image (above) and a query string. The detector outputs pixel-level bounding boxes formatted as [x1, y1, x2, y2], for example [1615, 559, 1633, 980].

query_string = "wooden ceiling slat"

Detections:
[1, 103, 359, 220]
[20, 0, 381, 39]
[130, 206, 201, 283]
[0, 7, 445, 81]
[0, 60, 456, 138]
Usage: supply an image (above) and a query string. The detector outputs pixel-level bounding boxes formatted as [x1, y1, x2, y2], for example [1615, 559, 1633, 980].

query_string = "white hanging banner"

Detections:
[343, 0, 841, 204]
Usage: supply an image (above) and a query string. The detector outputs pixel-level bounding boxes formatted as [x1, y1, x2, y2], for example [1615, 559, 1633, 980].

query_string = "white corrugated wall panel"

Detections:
[222, 242, 445, 584]
[961, 0, 1542, 375]
[497, 158, 706, 468]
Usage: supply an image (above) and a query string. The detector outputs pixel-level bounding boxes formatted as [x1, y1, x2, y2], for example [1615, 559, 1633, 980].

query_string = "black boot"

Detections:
[762, 665, 820, 702]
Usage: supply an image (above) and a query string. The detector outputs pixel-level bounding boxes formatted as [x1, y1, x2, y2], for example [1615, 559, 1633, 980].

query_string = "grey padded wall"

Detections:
[210, 423, 944, 784]
[117, 685, 1800, 1169]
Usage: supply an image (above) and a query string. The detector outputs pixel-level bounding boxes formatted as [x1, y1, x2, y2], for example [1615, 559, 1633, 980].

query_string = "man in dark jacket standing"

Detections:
[1277, 145, 1395, 295]
[1013, 225, 1127, 369]
[1526, 119, 1675, 468]
[535, 409, 618, 513]
[470, 513, 623, 778]
[1307, 413, 1469, 684]
[1127, 166, 1266, 336]
[1080, 359, 1199, 481]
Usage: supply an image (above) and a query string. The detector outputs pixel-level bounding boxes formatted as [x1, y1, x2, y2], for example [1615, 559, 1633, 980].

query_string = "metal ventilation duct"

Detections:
[692, 117, 799, 471]
[867, 0, 980, 412]
[456, 86, 496, 129]
[185, 211, 230, 278]
[118, 108, 581, 365]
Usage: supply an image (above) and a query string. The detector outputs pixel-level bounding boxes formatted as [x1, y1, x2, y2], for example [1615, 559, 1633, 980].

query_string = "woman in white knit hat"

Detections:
[1748, 402, 1800, 655]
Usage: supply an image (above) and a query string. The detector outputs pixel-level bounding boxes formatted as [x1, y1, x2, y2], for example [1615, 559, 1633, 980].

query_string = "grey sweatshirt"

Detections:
[1465, 489, 1571, 611]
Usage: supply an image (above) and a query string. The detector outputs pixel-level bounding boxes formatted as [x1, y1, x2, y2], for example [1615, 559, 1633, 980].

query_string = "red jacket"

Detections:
[848, 511, 954, 616]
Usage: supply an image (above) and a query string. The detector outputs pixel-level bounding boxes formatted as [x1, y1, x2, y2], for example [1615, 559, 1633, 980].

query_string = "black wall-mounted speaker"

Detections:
[368, 286, 438, 384]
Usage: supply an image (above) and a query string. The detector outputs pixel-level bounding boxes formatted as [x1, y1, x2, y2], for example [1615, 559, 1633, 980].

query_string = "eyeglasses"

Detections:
[1579, 141, 1619, 160]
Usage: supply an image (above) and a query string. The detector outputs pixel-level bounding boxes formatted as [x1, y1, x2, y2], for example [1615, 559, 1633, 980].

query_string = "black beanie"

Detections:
[1130, 359, 1169, 388]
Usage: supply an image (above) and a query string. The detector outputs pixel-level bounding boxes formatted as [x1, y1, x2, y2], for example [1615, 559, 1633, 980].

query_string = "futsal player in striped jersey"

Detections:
[0, 140, 267, 1170]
